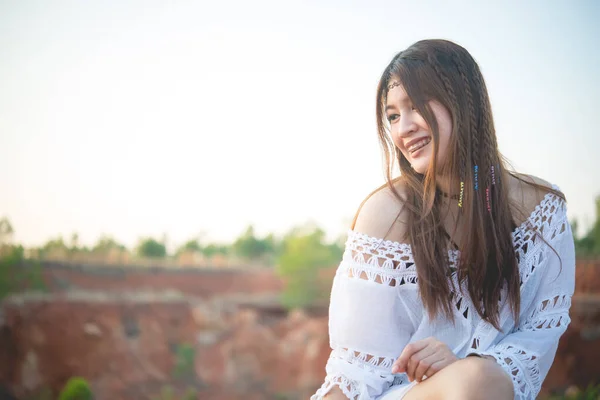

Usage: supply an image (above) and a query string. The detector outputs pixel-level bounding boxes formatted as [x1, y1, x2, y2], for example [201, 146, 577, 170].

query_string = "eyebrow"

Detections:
[385, 98, 410, 112]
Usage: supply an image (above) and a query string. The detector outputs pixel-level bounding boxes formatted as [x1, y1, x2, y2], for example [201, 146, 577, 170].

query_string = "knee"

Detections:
[443, 357, 514, 400]
[322, 385, 350, 400]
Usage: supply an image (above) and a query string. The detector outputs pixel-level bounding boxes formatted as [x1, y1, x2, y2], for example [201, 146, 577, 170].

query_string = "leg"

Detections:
[323, 386, 350, 400]
[402, 356, 514, 400]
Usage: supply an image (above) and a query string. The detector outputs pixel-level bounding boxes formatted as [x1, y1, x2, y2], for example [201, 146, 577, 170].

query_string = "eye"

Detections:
[387, 114, 400, 123]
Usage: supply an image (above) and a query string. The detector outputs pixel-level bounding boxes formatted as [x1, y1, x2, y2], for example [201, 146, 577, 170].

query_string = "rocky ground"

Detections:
[0, 260, 598, 399]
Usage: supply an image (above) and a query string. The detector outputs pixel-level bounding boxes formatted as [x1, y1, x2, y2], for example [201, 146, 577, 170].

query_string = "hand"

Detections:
[391, 337, 459, 383]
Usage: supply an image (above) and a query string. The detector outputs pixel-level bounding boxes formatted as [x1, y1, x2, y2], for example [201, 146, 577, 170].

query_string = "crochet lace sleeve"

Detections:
[311, 231, 417, 400]
[475, 198, 576, 399]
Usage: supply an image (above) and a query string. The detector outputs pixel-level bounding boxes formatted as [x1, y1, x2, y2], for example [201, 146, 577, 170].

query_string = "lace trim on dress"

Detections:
[332, 346, 396, 371]
[470, 189, 569, 351]
[477, 295, 571, 399]
[342, 230, 418, 287]
[346, 231, 415, 269]
[520, 294, 571, 331]
[310, 346, 397, 400]
[512, 187, 568, 286]
[485, 344, 540, 400]
[311, 373, 361, 400]
[345, 186, 565, 289]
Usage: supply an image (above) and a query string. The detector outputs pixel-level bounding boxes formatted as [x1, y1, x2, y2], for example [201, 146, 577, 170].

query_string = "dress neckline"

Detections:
[348, 185, 561, 252]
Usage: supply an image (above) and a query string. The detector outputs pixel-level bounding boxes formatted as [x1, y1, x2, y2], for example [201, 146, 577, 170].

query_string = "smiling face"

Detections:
[385, 81, 452, 175]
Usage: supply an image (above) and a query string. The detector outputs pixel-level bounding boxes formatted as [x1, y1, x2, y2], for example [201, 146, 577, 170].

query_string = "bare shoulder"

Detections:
[506, 172, 556, 224]
[352, 179, 410, 243]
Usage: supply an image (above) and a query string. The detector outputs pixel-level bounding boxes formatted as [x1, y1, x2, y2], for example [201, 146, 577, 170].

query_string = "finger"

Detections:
[406, 346, 437, 382]
[393, 340, 429, 374]
[413, 353, 439, 383]
[422, 359, 448, 381]
[392, 339, 431, 374]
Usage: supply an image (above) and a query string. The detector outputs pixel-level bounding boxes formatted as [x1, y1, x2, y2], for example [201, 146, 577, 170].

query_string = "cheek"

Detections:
[390, 132, 407, 153]
[436, 130, 451, 161]
[432, 105, 453, 157]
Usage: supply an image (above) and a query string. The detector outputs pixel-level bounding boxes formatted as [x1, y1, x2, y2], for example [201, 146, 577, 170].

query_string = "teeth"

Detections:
[408, 137, 431, 153]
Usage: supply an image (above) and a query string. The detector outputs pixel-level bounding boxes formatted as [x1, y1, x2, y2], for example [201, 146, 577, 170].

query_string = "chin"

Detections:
[410, 160, 430, 175]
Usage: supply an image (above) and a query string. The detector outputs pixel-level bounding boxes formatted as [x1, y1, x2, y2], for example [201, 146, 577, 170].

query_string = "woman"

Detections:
[311, 39, 575, 400]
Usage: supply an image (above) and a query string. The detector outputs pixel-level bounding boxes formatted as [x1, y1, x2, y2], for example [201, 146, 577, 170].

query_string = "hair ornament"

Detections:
[486, 187, 491, 212]
[458, 181, 465, 208]
[474, 165, 479, 191]
[491, 166, 496, 186]
[387, 81, 402, 91]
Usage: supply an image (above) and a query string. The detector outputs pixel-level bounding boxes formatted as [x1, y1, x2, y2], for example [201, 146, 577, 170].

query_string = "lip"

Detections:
[404, 136, 431, 151]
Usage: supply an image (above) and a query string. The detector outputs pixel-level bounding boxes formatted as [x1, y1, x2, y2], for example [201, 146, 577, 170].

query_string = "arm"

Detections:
[312, 187, 414, 399]
[472, 211, 575, 399]
[311, 346, 399, 400]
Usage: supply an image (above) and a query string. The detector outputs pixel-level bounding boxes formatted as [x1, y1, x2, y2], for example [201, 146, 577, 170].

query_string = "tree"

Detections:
[137, 237, 167, 258]
[232, 225, 276, 260]
[0, 217, 13, 244]
[201, 243, 229, 257]
[70, 233, 79, 252]
[176, 238, 202, 256]
[92, 235, 126, 254]
[41, 236, 68, 254]
[573, 195, 600, 257]
[276, 225, 340, 309]
[0, 224, 46, 299]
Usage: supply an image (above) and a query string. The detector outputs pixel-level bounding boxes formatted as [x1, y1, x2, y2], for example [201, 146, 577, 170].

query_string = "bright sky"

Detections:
[1, 0, 599, 250]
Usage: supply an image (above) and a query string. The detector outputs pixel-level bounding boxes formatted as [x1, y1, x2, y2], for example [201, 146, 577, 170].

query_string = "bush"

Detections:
[276, 225, 341, 309]
[137, 238, 167, 258]
[0, 245, 46, 300]
[172, 343, 196, 379]
[543, 383, 600, 400]
[57, 377, 93, 400]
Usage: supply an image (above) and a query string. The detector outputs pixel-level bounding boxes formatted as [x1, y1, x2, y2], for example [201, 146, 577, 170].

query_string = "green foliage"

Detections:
[57, 377, 93, 400]
[573, 196, 600, 257]
[543, 383, 600, 399]
[69, 233, 80, 254]
[574, 383, 600, 400]
[201, 243, 229, 257]
[0, 217, 13, 241]
[276, 225, 341, 309]
[41, 236, 68, 254]
[0, 245, 46, 300]
[172, 343, 196, 379]
[232, 225, 277, 260]
[137, 237, 167, 258]
[92, 235, 126, 254]
[176, 239, 202, 256]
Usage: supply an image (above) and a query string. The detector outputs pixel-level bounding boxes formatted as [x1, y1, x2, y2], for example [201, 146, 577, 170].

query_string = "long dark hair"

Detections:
[358, 39, 562, 330]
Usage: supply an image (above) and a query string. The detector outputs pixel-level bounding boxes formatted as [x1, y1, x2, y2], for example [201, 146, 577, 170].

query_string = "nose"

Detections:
[393, 113, 418, 142]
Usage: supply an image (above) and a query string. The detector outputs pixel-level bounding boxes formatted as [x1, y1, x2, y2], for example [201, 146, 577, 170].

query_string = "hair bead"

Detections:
[458, 181, 465, 208]
[474, 166, 479, 191]
[486, 187, 491, 212]
[496, 164, 500, 185]
[491, 166, 496, 186]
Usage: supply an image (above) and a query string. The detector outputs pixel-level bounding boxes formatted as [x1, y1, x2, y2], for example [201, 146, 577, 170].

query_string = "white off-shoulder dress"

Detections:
[311, 186, 575, 400]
